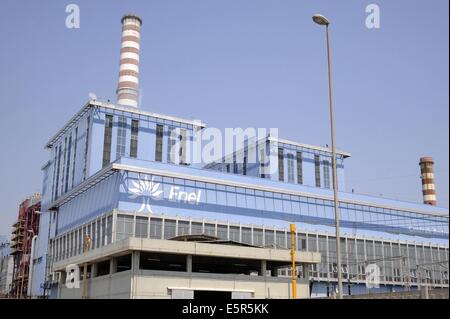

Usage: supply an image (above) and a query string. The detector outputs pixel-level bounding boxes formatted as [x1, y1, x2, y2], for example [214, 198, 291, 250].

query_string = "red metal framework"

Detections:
[9, 194, 41, 298]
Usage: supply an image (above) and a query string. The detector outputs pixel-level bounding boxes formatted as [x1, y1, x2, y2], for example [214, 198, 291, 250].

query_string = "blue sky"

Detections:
[0, 0, 448, 236]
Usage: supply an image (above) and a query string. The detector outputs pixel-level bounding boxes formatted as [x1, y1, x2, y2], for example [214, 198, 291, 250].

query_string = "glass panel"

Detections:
[135, 216, 148, 238]
[150, 218, 162, 239]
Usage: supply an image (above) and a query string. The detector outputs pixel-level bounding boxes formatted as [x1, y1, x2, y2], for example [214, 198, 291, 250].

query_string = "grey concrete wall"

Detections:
[341, 288, 449, 299]
[57, 269, 310, 299]
[58, 271, 132, 299]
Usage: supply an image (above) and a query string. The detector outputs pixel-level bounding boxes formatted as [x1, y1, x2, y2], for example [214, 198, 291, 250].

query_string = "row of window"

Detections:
[101, 116, 190, 167]
[102, 115, 140, 167]
[278, 149, 330, 189]
[53, 212, 449, 287]
[52, 116, 90, 202]
[123, 173, 449, 236]
[97, 106, 196, 130]
[51, 215, 112, 262]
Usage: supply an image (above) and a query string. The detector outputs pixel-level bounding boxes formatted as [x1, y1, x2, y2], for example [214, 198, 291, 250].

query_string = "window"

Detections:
[164, 219, 176, 239]
[243, 156, 247, 176]
[265, 230, 275, 248]
[130, 119, 139, 158]
[167, 126, 176, 163]
[229, 226, 240, 242]
[116, 116, 127, 159]
[276, 231, 286, 249]
[253, 229, 263, 247]
[278, 148, 284, 181]
[60, 137, 68, 195]
[64, 134, 72, 193]
[180, 129, 187, 164]
[308, 234, 317, 252]
[242, 228, 252, 244]
[217, 225, 228, 240]
[178, 221, 190, 236]
[71, 127, 78, 188]
[314, 155, 321, 187]
[318, 236, 328, 278]
[298, 233, 307, 251]
[296, 152, 303, 184]
[150, 218, 162, 239]
[191, 222, 202, 235]
[102, 115, 113, 167]
[83, 116, 90, 180]
[323, 160, 331, 189]
[106, 215, 113, 245]
[259, 145, 266, 178]
[135, 216, 147, 238]
[204, 223, 215, 236]
[155, 124, 163, 162]
[287, 153, 294, 183]
[53, 145, 61, 200]
[96, 221, 101, 249]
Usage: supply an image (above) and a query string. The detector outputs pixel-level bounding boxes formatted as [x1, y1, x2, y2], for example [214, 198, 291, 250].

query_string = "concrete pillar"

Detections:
[110, 257, 117, 274]
[261, 260, 267, 277]
[187, 255, 192, 273]
[132, 251, 140, 271]
[91, 263, 98, 278]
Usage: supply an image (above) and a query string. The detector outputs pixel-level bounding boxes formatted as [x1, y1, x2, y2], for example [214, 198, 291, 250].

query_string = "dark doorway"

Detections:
[194, 290, 232, 300]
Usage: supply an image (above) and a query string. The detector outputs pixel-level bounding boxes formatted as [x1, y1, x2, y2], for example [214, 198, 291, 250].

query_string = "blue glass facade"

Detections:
[36, 100, 449, 297]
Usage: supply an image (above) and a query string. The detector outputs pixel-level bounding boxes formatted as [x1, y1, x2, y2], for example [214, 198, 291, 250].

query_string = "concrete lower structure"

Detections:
[52, 237, 320, 299]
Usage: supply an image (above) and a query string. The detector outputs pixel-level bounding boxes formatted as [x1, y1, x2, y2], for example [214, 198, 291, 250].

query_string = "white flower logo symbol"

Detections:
[128, 176, 163, 213]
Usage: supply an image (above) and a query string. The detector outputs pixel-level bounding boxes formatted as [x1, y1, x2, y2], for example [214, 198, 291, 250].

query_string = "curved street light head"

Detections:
[312, 14, 330, 26]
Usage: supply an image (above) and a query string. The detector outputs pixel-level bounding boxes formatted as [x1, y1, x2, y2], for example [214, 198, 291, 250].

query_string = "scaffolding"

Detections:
[9, 194, 41, 298]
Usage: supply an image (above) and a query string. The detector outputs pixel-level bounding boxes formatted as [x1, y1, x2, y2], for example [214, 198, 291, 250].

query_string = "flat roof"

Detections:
[45, 100, 206, 148]
[205, 135, 351, 167]
[271, 136, 351, 158]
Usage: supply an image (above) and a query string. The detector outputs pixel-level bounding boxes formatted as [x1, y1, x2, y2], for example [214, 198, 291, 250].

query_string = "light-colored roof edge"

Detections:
[45, 100, 206, 149]
[271, 137, 351, 158]
[90, 100, 206, 128]
[45, 100, 91, 149]
[204, 134, 351, 167]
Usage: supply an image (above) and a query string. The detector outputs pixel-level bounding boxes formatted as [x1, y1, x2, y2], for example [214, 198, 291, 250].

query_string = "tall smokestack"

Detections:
[116, 14, 142, 107]
[419, 157, 437, 206]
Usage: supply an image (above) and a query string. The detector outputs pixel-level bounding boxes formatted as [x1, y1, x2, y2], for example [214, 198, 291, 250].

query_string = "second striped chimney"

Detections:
[116, 14, 142, 108]
[419, 157, 437, 206]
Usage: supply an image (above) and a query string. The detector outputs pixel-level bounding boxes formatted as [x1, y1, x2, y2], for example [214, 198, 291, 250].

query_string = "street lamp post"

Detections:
[312, 13, 344, 299]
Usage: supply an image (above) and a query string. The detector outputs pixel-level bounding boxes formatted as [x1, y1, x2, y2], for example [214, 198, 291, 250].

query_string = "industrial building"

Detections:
[9, 194, 41, 298]
[0, 241, 14, 297]
[28, 14, 448, 299]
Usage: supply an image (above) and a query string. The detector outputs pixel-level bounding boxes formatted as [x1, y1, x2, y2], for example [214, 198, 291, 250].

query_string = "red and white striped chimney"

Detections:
[116, 14, 142, 107]
[419, 157, 437, 206]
